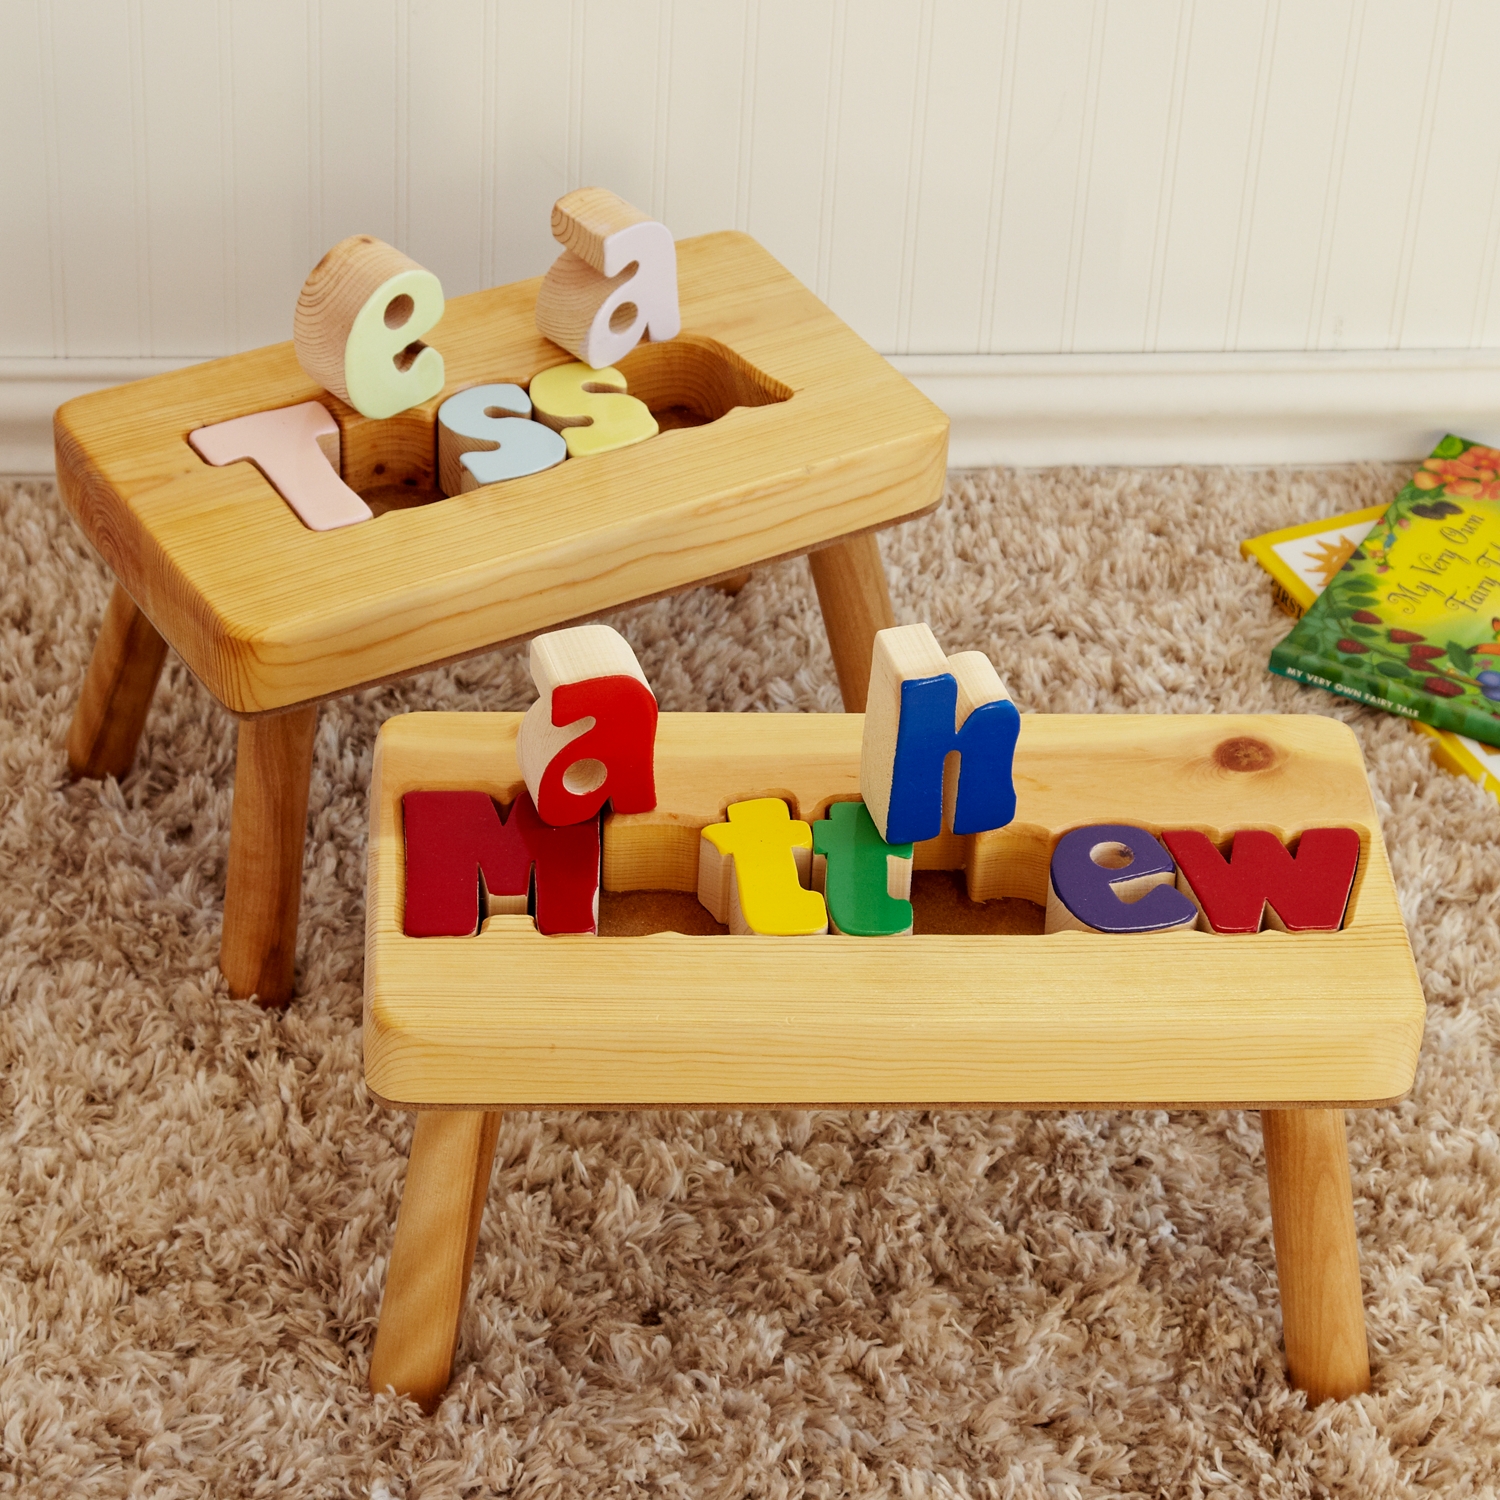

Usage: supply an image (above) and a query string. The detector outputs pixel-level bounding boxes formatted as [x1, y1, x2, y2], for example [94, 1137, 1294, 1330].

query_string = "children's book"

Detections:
[1240, 506, 1388, 619]
[1245, 472, 1500, 803]
[1414, 721, 1500, 799]
[1267, 435, 1500, 748]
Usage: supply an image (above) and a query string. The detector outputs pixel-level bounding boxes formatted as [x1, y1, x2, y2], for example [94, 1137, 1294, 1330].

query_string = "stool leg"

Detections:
[808, 532, 896, 712]
[66, 583, 169, 780]
[370, 1110, 502, 1412]
[220, 705, 318, 1007]
[1261, 1107, 1371, 1403]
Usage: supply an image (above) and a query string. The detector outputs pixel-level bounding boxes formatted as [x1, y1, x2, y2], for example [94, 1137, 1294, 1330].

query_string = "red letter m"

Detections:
[402, 790, 599, 936]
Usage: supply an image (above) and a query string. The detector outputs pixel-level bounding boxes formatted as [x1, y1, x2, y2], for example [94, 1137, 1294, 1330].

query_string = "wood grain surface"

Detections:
[367, 1109, 502, 1412]
[363, 711, 1425, 1110]
[55, 234, 947, 715]
[1262, 1106, 1372, 1402]
[65, 582, 169, 780]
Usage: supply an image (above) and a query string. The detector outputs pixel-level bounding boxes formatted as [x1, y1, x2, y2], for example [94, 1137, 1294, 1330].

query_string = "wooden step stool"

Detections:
[54, 232, 947, 1005]
[363, 710, 1424, 1412]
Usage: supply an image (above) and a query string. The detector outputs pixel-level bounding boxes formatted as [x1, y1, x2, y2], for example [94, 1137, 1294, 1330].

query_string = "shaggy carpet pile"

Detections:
[2, 462, 1499, 1499]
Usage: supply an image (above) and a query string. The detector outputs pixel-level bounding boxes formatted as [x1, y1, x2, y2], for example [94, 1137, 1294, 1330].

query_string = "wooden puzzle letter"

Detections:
[436, 384, 568, 496]
[517, 625, 658, 826]
[402, 789, 600, 936]
[534, 187, 680, 369]
[811, 800, 914, 937]
[860, 624, 1021, 845]
[506, 791, 602, 935]
[1161, 827, 1361, 933]
[189, 402, 372, 531]
[528, 362, 658, 458]
[698, 798, 828, 936]
[294, 234, 445, 419]
[1045, 824, 1199, 935]
[402, 790, 532, 936]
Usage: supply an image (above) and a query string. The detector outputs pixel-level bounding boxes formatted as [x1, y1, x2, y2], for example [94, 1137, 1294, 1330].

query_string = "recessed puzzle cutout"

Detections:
[399, 622, 1362, 942]
[188, 190, 791, 529]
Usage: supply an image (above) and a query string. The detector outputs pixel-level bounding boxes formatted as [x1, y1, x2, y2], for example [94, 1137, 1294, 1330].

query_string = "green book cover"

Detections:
[1269, 434, 1500, 747]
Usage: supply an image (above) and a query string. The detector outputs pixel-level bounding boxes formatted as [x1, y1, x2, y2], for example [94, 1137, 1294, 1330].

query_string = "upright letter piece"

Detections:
[1162, 827, 1360, 933]
[1045, 824, 1199, 935]
[534, 187, 680, 369]
[528, 362, 658, 458]
[294, 235, 445, 419]
[698, 799, 829, 936]
[860, 624, 1021, 845]
[436, 384, 568, 495]
[190, 402, 372, 531]
[517, 625, 658, 827]
[402, 789, 600, 937]
[811, 800, 914, 936]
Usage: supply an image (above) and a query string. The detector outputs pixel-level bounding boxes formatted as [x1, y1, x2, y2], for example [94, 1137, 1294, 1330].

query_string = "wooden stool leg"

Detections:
[808, 532, 896, 712]
[370, 1110, 502, 1412]
[220, 705, 318, 1007]
[66, 583, 169, 780]
[1262, 1107, 1371, 1403]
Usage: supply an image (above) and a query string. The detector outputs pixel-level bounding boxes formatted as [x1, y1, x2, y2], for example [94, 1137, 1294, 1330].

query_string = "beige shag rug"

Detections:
[3, 462, 1499, 1499]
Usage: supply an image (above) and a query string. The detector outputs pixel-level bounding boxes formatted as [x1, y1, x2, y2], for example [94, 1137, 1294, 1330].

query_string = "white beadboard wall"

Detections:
[6, 0, 1500, 470]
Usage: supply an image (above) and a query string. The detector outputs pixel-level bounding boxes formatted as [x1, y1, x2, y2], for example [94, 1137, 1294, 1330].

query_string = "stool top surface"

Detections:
[56, 234, 947, 715]
[364, 710, 1424, 1112]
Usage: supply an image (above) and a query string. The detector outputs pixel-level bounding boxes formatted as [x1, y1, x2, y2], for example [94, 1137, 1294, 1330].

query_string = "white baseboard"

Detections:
[0, 358, 196, 475]
[890, 349, 1500, 467]
[5, 349, 1500, 475]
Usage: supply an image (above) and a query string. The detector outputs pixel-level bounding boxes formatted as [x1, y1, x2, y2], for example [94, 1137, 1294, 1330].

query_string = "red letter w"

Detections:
[1160, 827, 1360, 933]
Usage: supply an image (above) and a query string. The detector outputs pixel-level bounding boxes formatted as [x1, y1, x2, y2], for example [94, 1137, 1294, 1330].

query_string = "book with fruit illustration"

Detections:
[1241, 506, 1388, 618]
[1269, 435, 1500, 747]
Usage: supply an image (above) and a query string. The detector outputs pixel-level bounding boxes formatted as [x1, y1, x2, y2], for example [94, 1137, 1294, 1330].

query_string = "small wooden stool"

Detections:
[54, 232, 947, 1006]
[363, 710, 1424, 1412]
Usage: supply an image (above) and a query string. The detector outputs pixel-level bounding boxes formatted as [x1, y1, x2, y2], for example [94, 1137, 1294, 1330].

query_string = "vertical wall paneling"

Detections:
[229, 0, 311, 350]
[7, 0, 1500, 366]
[1151, 1, 1271, 352]
[487, 3, 573, 286]
[1068, 0, 1183, 353]
[216, 0, 239, 354]
[1399, 0, 1500, 349]
[1384, 0, 1451, 349]
[974, 0, 1022, 356]
[1056, 0, 1107, 353]
[823, 0, 924, 354]
[405, 0, 486, 298]
[316, 0, 398, 252]
[1, 4, 58, 355]
[1234, 1, 1359, 350]
[814, 0, 847, 303]
[127, 2, 152, 355]
[46, 3, 144, 356]
[661, 3, 748, 240]
[1302, 0, 1364, 351]
[892, 0, 935, 355]
[1312, 0, 1434, 350]
[394, 0, 411, 251]
[733, 2, 758, 234]
[742, 0, 836, 294]
[1140, 0, 1194, 352]
[987, 0, 1097, 353]
[140, 1, 228, 355]
[576, 3, 663, 222]
[905, 0, 1009, 355]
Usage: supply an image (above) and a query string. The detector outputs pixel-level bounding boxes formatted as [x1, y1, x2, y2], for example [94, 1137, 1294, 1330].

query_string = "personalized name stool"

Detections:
[55, 231, 947, 1005]
[363, 709, 1424, 1412]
